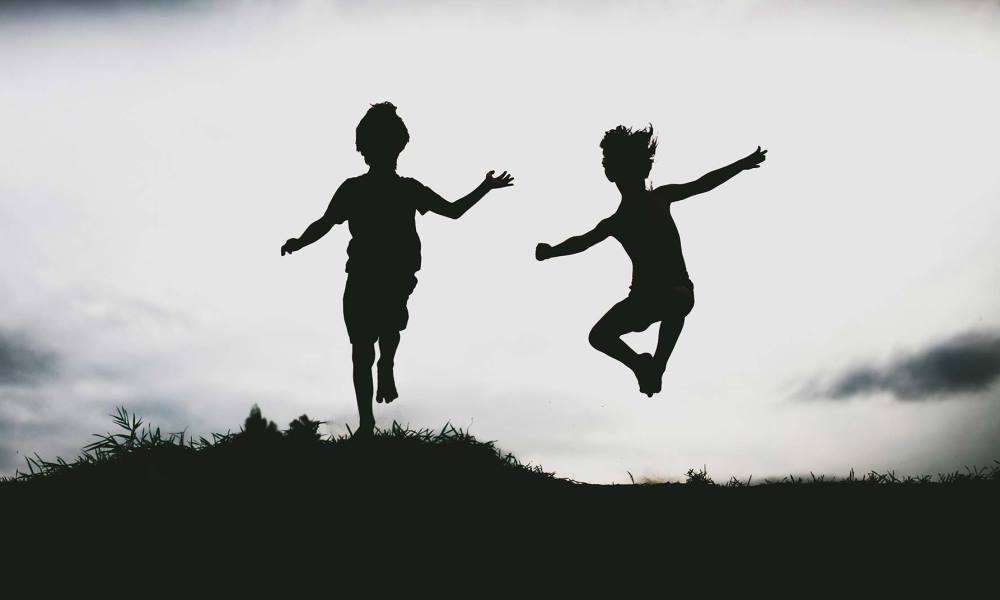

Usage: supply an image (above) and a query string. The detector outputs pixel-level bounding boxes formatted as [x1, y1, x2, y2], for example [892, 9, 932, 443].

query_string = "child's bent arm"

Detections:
[296, 213, 337, 247]
[425, 182, 489, 220]
[653, 146, 767, 203]
[425, 170, 514, 219]
[536, 222, 610, 260]
[281, 213, 335, 256]
[281, 184, 347, 256]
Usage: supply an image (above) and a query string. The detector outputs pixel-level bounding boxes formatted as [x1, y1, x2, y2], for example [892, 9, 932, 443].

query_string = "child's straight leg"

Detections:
[650, 317, 685, 393]
[351, 343, 376, 435]
[650, 285, 694, 392]
[376, 332, 400, 403]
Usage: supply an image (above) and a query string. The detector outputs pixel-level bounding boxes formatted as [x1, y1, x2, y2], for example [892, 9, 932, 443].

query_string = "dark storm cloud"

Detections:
[818, 330, 1000, 401]
[0, 328, 57, 386]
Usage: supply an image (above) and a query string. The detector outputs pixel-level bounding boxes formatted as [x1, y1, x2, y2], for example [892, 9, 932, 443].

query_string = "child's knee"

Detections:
[352, 344, 376, 367]
[588, 324, 606, 349]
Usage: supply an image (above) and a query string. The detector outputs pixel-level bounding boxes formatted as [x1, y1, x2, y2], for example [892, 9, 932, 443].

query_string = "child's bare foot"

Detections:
[634, 353, 659, 397]
[375, 365, 399, 404]
[353, 419, 375, 440]
[647, 361, 666, 395]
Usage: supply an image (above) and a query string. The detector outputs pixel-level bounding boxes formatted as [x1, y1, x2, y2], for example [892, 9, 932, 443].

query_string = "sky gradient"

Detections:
[2, 0, 999, 483]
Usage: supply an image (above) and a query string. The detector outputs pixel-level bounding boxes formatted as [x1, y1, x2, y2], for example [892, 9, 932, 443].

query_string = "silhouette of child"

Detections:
[536, 125, 765, 396]
[282, 102, 513, 436]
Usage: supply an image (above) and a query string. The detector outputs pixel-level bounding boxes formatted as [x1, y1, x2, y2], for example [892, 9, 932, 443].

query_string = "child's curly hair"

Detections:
[600, 125, 657, 180]
[356, 102, 410, 165]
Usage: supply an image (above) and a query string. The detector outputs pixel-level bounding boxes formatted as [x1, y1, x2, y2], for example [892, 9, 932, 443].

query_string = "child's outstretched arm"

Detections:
[536, 220, 611, 261]
[281, 183, 348, 256]
[424, 170, 514, 219]
[653, 146, 767, 204]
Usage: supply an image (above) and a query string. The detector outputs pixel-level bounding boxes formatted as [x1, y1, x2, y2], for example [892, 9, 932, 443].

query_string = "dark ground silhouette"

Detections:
[4, 406, 996, 579]
[538, 125, 765, 396]
[281, 102, 512, 437]
[0, 410, 1000, 564]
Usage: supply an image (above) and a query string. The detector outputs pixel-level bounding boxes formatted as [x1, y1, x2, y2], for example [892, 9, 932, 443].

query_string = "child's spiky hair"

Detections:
[355, 101, 410, 162]
[600, 124, 657, 179]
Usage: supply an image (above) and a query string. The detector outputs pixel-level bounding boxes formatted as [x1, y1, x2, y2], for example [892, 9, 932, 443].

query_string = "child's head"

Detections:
[356, 102, 409, 169]
[600, 125, 657, 183]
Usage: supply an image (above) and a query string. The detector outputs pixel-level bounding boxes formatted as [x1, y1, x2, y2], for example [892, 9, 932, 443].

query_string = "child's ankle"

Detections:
[630, 353, 652, 373]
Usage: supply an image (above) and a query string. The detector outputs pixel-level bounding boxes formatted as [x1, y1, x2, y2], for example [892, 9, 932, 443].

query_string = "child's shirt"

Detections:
[327, 172, 444, 276]
[597, 193, 691, 293]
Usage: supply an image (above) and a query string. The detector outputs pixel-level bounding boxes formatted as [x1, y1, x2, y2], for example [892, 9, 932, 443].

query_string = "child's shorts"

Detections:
[618, 281, 695, 334]
[343, 272, 419, 345]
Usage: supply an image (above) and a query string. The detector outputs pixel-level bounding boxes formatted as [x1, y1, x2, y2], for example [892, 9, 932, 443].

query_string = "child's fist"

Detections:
[281, 238, 302, 256]
[535, 243, 553, 261]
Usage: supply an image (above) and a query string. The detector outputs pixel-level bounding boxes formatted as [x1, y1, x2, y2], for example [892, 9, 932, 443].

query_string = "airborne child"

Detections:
[282, 102, 513, 436]
[536, 125, 765, 396]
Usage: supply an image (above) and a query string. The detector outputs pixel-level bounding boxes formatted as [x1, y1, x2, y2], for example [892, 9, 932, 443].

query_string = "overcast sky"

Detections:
[2, 0, 999, 483]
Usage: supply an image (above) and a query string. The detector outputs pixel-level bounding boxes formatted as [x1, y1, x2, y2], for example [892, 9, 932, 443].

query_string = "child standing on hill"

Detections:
[536, 125, 765, 396]
[282, 102, 513, 436]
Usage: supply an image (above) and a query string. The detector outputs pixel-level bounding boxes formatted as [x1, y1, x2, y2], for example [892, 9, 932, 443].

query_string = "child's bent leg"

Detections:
[589, 300, 649, 387]
[376, 332, 400, 403]
[377, 331, 400, 371]
[352, 342, 376, 435]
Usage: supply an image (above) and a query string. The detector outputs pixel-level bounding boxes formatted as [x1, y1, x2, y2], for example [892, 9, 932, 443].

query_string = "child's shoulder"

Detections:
[397, 174, 428, 187]
[600, 211, 620, 227]
[336, 173, 366, 188]
[395, 175, 437, 197]
[345, 173, 370, 186]
[334, 174, 371, 197]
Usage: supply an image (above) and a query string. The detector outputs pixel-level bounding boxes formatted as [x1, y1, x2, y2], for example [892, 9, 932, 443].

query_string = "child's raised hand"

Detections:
[281, 238, 302, 256]
[535, 243, 553, 261]
[483, 170, 515, 190]
[738, 146, 768, 170]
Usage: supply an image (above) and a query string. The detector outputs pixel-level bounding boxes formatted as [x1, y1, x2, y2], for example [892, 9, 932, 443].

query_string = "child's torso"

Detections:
[343, 173, 423, 275]
[608, 194, 690, 292]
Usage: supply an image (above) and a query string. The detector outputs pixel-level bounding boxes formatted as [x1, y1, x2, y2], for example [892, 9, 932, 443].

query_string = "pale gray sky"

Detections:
[2, 0, 999, 483]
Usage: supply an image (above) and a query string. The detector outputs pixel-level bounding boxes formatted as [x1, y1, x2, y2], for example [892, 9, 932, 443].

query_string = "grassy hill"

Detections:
[4, 405, 998, 543]
[4, 404, 998, 582]
[2, 406, 565, 496]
